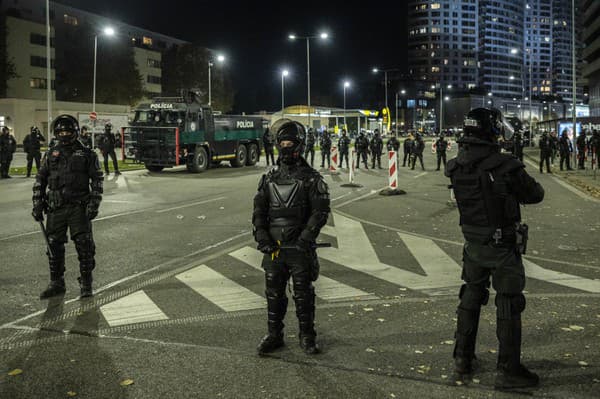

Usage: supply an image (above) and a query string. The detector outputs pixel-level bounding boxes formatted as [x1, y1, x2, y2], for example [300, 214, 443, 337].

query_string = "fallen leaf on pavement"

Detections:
[415, 350, 424, 354]
[561, 327, 573, 332]
[120, 379, 134, 386]
[366, 348, 376, 353]
[8, 369, 23, 376]
[488, 349, 497, 354]
[578, 361, 589, 366]
[455, 381, 464, 386]
[176, 214, 184, 219]
[363, 307, 374, 312]
[442, 340, 454, 345]
[383, 304, 391, 307]
[569, 325, 585, 331]
[564, 353, 573, 357]
[399, 288, 407, 291]
[377, 318, 385, 322]
[441, 374, 448, 379]
[67, 392, 77, 397]
[348, 312, 355, 315]
[472, 378, 480, 384]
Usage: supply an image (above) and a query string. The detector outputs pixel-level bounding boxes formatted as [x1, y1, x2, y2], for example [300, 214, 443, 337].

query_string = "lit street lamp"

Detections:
[289, 32, 329, 129]
[92, 26, 116, 115]
[432, 84, 452, 135]
[208, 54, 225, 107]
[281, 69, 289, 115]
[343, 81, 350, 129]
[372, 67, 399, 122]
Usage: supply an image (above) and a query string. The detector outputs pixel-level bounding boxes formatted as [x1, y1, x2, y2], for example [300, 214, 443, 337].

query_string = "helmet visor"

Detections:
[500, 116, 514, 141]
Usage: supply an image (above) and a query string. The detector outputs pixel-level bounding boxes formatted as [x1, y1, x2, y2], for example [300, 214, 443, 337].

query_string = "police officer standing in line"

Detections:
[549, 131, 559, 165]
[434, 135, 448, 171]
[0, 126, 17, 178]
[319, 129, 332, 169]
[370, 130, 384, 169]
[513, 131, 524, 162]
[304, 128, 316, 167]
[338, 129, 350, 169]
[262, 128, 275, 166]
[79, 126, 92, 149]
[446, 108, 544, 390]
[576, 130, 587, 170]
[558, 130, 574, 171]
[410, 132, 425, 170]
[97, 123, 121, 175]
[402, 133, 413, 167]
[355, 130, 369, 169]
[538, 132, 552, 173]
[386, 131, 400, 156]
[23, 126, 46, 177]
[32, 115, 104, 299]
[591, 130, 600, 168]
[252, 119, 330, 355]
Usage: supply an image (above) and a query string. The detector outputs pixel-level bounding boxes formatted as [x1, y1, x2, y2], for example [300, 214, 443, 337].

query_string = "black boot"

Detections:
[453, 307, 480, 374]
[495, 318, 539, 390]
[295, 283, 319, 354]
[78, 272, 93, 298]
[258, 289, 287, 355]
[40, 257, 66, 299]
[40, 278, 66, 299]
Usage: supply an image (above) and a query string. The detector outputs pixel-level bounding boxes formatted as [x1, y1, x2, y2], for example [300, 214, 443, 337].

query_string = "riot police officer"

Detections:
[0, 126, 17, 178]
[434, 135, 448, 171]
[252, 119, 330, 355]
[338, 129, 350, 168]
[79, 126, 92, 149]
[355, 131, 369, 169]
[559, 130, 574, 171]
[23, 126, 46, 177]
[263, 128, 275, 166]
[402, 134, 413, 167]
[538, 132, 552, 173]
[98, 123, 120, 175]
[576, 130, 587, 170]
[446, 108, 544, 390]
[513, 131, 524, 162]
[320, 130, 332, 169]
[32, 115, 104, 299]
[305, 128, 316, 167]
[410, 133, 425, 170]
[370, 130, 384, 169]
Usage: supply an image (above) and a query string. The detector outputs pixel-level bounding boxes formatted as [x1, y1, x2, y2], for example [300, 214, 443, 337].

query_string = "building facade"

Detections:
[582, 0, 600, 117]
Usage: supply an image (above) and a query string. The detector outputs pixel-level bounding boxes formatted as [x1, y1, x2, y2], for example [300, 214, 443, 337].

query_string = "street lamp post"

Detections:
[343, 81, 350, 129]
[281, 69, 289, 115]
[433, 84, 451, 135]
[289, 32, 328, 130]
[208, 54, 225, 107]
[372, 68, 400, 132]
[92, 27, 115, 116]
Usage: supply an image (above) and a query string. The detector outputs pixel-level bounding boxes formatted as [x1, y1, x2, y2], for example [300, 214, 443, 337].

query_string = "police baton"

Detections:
[38, 221, 53, 258]
[278, 243, 332, 250]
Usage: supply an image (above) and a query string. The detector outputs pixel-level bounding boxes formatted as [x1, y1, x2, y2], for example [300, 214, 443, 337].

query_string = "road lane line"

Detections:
[334, 186, 386, 208]
[523, 258, 600, 293]
[155, 196, 227, 213]
[229, 246, 377, 302]
[175, 264, 265, 312]
[100, 290, 169, 327]
[413, 172, 428, 179]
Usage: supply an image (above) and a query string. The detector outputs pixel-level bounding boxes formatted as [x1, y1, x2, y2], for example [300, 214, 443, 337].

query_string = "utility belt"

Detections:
[461, 223, 527, 253]
[47, 190, 89, 210]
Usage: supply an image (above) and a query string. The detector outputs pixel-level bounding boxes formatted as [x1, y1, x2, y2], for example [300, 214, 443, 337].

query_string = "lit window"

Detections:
[431, 67, 440, 73]
[143, 36, 153, 46]
[431, 3, 441, 9]
[63, 14, 78, 26]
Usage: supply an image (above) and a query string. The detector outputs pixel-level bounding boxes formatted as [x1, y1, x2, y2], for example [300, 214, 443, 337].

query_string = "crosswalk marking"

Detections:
[229, 247, 377, 302]
[524, 258, 600, 293]
[318, 213, 463, 294]
[100, 290, 169, 327]
[175, 264, 266, 312]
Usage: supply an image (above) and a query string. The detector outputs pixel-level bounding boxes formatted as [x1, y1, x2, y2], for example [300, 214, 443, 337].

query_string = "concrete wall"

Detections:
[0, 98, 131, 143]
[5, 16, 56, 101]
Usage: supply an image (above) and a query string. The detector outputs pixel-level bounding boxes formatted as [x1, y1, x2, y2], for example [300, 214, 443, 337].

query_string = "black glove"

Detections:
[32, 201, 46, 222]
[86, 204, 99, 220]
[294, 238, 312, 253]
[257, 241, 277, 255]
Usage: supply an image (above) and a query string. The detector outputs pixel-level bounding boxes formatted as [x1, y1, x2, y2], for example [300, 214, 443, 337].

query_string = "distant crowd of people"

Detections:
[262, 127, 451, 172]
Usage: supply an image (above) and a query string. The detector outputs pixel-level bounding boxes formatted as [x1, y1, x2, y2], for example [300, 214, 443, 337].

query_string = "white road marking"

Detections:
[334, 187, 386, 208]
[156, 196, 227, 213]
[413, 172, 428, 179]
[175, 264, 265, 312]
[524, 258, 600, 293]
[229, 246, 377, 302]
[318, 213, 463, 294]
[100, 290, 169, 327]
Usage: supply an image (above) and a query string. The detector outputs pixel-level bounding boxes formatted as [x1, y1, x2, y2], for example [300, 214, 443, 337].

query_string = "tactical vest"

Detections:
[47, 144, 92, 207]
[266, 168, 311, 243]
[448, 153, 521, 243]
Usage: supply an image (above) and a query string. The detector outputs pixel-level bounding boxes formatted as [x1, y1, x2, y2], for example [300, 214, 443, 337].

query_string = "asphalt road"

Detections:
[0, 150, 599, 399]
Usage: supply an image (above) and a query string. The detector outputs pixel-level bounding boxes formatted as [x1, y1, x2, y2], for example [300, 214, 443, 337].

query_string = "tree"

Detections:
[162, 44, 234, 113]
[56, 22, 143, 106]
[0, 12, 18, 97]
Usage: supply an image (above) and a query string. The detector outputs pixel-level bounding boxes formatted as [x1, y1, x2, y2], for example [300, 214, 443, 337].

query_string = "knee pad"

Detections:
[495, 293, 526, 320]
[73, 233, 95, 267]
[458, 284, 489, 310]
[47, 238, 65, 261]
[265, 272, 287, 299]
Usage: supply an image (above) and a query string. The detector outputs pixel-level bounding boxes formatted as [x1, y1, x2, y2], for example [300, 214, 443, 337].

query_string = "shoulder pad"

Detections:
[494, 155, 525, 175]
[316, 177, 328, 194]
[258, 174, 267, 190]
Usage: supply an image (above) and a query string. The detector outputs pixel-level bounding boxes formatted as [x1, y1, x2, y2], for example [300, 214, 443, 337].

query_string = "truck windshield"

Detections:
[134, 110, 185, 127]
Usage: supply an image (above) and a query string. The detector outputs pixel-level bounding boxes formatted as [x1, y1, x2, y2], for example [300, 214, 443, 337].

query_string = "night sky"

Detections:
[56, 0, 409, 113]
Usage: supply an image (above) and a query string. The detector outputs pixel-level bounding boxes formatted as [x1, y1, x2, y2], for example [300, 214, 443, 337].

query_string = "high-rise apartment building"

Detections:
[581, 0, 600, 117]
[523, 0, 553, 98]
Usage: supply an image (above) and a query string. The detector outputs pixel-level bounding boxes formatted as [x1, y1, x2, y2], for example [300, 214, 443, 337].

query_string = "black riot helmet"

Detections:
[52, 114, 79, 144]
[462, 107, 514, 144]
[1, 126, 8, 134]
[271, 118, 306, 164]
[104, 122, 112, 132]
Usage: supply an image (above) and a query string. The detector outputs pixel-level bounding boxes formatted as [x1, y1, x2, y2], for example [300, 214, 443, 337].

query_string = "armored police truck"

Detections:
[123, 91, 267, 172]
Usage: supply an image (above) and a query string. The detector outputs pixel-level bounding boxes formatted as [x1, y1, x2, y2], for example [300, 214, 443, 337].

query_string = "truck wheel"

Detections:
[246, 143, 259, 166]
[146, 164, 163, 172]
[230, 144, 247, 168]
[189, 147, 208, 173]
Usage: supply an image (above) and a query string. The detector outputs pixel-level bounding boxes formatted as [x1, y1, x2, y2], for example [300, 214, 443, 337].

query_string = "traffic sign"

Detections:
[90, 112, 97, 120]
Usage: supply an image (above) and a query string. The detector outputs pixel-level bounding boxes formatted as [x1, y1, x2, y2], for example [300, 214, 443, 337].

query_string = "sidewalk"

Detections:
[523, 147, 600, 200]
